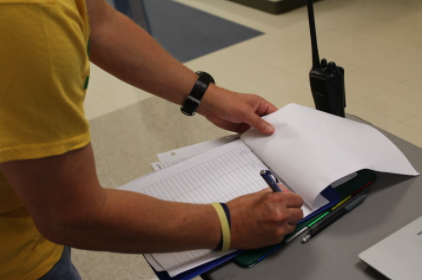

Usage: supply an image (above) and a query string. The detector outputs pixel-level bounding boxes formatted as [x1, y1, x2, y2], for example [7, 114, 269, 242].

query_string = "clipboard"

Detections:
[233, 169, 376, 268]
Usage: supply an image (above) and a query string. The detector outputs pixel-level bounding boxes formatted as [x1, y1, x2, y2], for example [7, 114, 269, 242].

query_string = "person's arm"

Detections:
[0, 144, 304, 252]
[0, 0, 304, 254]
[87, 0, 277, 135]
[0, 144, 218, 252]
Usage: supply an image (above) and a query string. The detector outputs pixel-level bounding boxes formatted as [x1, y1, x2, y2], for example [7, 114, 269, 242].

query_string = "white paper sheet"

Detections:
[241, 103, 419, 209]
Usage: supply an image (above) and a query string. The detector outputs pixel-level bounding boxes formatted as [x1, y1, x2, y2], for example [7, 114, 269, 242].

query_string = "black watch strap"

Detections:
[180, 71, 215, 116]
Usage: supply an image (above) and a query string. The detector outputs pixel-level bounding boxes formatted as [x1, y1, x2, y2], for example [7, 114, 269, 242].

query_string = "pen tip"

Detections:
[260, 170, 266, 175]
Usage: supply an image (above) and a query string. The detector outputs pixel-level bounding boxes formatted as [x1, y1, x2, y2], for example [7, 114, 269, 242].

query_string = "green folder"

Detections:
[233, 169, 376, 268]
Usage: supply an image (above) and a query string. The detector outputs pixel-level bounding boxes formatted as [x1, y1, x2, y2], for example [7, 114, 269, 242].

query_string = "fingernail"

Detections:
[264, 124, 274, 134]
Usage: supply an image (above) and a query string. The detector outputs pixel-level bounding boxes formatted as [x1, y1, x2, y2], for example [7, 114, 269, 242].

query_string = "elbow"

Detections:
[33, 206, 104, 246]
[36, 222, 68, 245]
[31, 189, 109, 246]
[33, 214, 81, 245]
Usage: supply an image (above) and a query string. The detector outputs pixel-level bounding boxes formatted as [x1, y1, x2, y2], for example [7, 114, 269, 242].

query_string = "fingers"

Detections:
[285, 193, 304, 208]
[278, 183, 290, 192]
[287, 207, 304, 225]
[268, 191, 304, 209]
[200, 88, 278, 135]
[241, 95, 277, 135]
[227, 189, 305, 249]
[283, 221, 298, 235]
[270, 193, 304, 224]
[258, 188, 273, 194]
[252, 96, 278, 117]
[246, 113, 275, 135]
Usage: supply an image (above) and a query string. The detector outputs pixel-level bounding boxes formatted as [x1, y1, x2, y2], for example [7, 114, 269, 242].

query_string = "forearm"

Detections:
[87, 0, 278, 135]
[0, 144, 221, 253]
[1, 143, 303, 253]
[88, 0, 198, 106]
[50, 189, 221, 253]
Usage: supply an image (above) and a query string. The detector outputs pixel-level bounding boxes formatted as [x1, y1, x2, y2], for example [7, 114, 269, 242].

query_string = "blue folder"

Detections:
[150, 250, 242, 280]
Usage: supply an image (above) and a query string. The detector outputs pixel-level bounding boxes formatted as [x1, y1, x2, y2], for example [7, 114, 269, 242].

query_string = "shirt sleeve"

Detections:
[0, 1, 91, 163]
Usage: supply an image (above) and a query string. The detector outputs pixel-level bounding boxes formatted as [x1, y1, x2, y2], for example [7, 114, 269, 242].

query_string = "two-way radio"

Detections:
[307, 0, 346, 117]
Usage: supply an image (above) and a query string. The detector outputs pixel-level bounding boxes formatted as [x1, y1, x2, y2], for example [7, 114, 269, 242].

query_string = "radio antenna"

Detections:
[307, 0, 320, 69]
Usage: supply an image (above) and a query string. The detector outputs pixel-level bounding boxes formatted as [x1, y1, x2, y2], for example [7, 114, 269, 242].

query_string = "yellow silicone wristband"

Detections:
[210, 202, 231, 251]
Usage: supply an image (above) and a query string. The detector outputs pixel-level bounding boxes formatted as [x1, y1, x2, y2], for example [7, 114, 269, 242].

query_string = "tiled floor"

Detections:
[76, 0, 422, 279]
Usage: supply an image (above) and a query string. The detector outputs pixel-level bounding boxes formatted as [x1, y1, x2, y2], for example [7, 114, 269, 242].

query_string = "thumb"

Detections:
[247, 114, 275, 135]
[278, 183, 291, 192]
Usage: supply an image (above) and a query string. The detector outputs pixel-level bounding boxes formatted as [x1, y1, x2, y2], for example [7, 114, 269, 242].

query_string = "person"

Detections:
[0, 0, 304, 279]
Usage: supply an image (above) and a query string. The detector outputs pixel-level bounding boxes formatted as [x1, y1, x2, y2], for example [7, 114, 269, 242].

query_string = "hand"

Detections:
[226, 187, 304, 250]
[197, 85, 278, 135]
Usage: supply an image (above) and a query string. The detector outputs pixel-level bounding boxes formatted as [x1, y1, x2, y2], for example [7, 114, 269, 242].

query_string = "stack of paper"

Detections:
[150, 134, 239, 171]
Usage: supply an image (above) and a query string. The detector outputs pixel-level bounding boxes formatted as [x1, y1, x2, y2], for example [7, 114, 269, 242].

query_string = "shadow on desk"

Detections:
[356, 261, 389, 280]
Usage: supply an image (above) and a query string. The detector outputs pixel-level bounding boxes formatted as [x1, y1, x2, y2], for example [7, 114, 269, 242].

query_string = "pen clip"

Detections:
[266, 170, 279, 183]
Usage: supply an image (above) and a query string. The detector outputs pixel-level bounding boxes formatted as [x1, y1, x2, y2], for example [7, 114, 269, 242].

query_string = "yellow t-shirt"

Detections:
[0, 0, 91, 279]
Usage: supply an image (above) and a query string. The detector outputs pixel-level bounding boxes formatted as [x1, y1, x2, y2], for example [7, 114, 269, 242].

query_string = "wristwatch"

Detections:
[180, 71, 215, 116]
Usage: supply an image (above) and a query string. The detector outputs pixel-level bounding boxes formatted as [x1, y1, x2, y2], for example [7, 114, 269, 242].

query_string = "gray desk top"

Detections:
[203, 114, 422, 280]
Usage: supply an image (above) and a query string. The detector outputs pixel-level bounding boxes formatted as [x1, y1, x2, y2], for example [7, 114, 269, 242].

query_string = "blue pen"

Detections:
[260, 170, 283, 192]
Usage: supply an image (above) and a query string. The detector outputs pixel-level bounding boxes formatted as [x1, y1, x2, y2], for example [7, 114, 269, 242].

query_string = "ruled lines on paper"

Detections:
[120, 140, 270, 276]
[141, 144, 268, 204]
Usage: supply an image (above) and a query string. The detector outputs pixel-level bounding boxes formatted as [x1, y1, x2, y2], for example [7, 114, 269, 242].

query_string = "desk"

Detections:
[202, 114, 422, 280]
[89, 99, 421, 280]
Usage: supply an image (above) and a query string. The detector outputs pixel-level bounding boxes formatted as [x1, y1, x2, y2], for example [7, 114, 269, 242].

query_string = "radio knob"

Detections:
[328, 61, 336, 71]
[321, 58, 327, 68]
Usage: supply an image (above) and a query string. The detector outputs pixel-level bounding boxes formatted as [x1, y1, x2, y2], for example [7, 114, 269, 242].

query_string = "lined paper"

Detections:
[144, 145, 267, 204]
[123, 140, 268, 204]
[120, 140, 269, 276]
